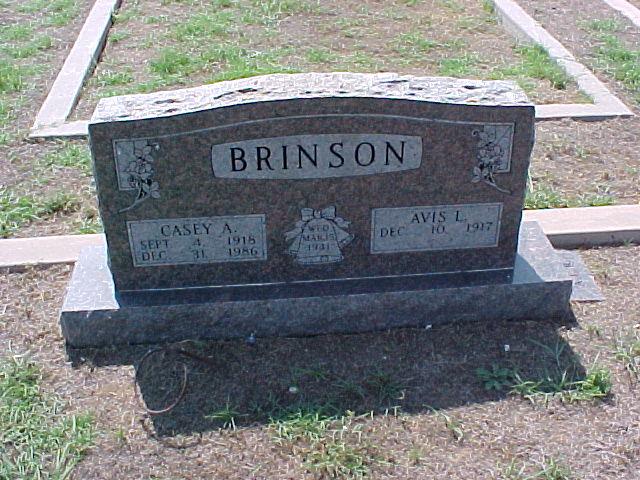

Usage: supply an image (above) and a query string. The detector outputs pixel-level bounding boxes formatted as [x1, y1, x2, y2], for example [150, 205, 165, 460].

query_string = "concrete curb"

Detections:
[602, 0, 640, 28]
[29, 0, 122, 138]
[491, 0, 634, 120]
[1, 206, 639, 268]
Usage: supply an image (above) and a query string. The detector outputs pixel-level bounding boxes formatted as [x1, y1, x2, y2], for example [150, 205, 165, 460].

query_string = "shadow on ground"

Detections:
[67, 315, 582, 437]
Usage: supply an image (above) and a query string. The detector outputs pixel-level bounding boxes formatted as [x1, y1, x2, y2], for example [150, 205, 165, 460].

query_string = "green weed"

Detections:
[586, 18, 621, 33]
[305, 48, 339, 64]
[492, 44, 571, 90]
[270, 406, 335, 442]
[96, 69, 134, 87]
[0, 24, 34, 42]
[394, 31, 439, 56]
[205, 400, 243, 429]
[174, 11, 234, 42]
[438, 53, 478, 77]
[0, 189, 82, 237]
[108, 31, 130, 43]
[364, 372, 404, 405]
[593, 34, 640, 103]
[614, 332, 640, 380]
[43, 142, 92, 174]
[75, 213, 103, 235]
[7, 36, 54, 59]
[150, 48, 199, 76]
[476, 365, 516, 391]
[0, 60, 26, 94]
[304, 439, 370, 478]
[45, 0, 80, 26]
[0, 356, 94, 479]
[510, 367, 611, 404]
[525, 183, 571, 209]
[503, 456, 572, 479]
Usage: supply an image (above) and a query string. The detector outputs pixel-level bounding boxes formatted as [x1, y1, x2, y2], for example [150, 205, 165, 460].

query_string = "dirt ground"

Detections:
[518, 0, 640, 206]
[71, 0, 586, 121]
[1, 245, 639, 479]
[0, 0, 99, 238]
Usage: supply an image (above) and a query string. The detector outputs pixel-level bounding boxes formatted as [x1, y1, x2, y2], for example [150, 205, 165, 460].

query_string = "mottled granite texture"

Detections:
[92, 73, 531, 122]
[88, 73, 535, 293]
[60, 222, 575, 347]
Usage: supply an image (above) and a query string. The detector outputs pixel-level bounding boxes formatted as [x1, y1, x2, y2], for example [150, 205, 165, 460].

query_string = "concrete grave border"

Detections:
[2, 205, 639, 268]
[28, 0, 123, 139]
[28, 0, 633, 140]
[601, 0, 640, 28]
[490, 0, 634, 120]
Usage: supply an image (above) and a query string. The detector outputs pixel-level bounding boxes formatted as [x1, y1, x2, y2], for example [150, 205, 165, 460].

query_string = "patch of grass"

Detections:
[270, 405, 335, 443]
[0, 189, 82, 237]
[45, 0, 80, 26]
[504, 456, 572, 479]
[304, 438, 370, 478]
[394, 31, 439, 56]
[429, 408, 464, 442]
[0, 356, 94, 479]
[586, 18, 622, 33]
[578, 192, 615, 207]
[108, 31, 130, 43]
[0, 60, 27, 94]
[438, 53, 478, 77]
[614, 331, 640, 380]
[74, 212, 103, 235]
[208, 49, 297, 83]
[7, 36, 54, 59]
[0, 24, 34, 42]
[175, 11, 234, 42]
[205, 400, 243, 429]
[482, 0, 495, 14]
[510, 367, 611, 404]
[305, 47, 339, 64]
[525, 181, 571, 209]
[476, 364, 516, 391]
[491, 44, 571, 90]
[43, 142, 92, 174]
[112, 5, 141, 25]
[364, 371, 404, 406]
[243, 0, 317, 25]
[150, 48, 200, 77]
[592, 34, 640, 103]
[96, 69, 134, 87]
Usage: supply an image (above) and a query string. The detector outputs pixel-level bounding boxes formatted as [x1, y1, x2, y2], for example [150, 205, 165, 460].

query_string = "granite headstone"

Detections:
[60, 73, 575, 347]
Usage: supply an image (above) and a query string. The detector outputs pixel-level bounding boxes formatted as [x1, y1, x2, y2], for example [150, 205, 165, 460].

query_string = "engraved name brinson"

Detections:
[211, 134, 422, 179]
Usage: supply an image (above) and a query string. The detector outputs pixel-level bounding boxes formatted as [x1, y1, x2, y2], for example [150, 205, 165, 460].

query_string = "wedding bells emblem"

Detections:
[285, 206, 355, 265]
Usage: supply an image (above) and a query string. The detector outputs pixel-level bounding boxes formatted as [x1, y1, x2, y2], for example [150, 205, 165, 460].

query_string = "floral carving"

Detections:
[116, 140, 160, 213]
[472, 125, 512, 195]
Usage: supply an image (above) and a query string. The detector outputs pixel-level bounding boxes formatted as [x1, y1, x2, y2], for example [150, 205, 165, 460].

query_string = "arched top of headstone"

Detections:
[91, 72, 532, 123]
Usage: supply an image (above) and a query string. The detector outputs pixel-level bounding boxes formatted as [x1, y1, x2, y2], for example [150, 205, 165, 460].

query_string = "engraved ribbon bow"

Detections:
[300, 207, 336, 221]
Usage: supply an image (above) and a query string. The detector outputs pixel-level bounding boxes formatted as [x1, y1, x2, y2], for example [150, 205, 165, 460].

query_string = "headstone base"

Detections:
[60, 222, 573, 347]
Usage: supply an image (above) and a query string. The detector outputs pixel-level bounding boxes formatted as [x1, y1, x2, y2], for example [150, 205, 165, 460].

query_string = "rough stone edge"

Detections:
[2, 206, 639, 268]
[491, 0, 634, 119]
[602, 0, 640, 28]
[28, 0, 122, 136]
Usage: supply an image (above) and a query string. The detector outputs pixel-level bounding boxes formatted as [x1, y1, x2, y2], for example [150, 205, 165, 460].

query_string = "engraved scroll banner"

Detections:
[371, 203, 502, 254]
[127, 215, 267, 267]
[211, 134, 422, 179]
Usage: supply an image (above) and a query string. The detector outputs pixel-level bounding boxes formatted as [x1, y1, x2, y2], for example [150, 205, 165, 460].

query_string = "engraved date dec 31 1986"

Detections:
[127, 215, 267, 267]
